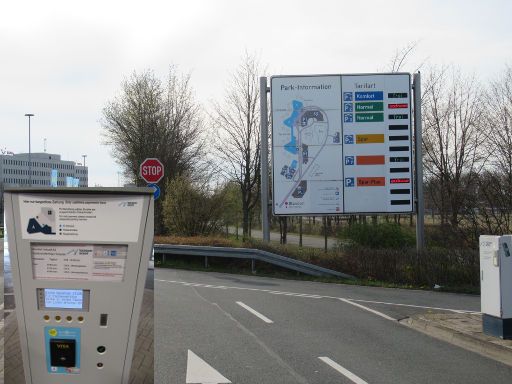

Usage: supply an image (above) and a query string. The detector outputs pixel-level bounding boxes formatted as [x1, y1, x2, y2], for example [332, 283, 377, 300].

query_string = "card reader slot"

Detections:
[100, 314, 108, 327]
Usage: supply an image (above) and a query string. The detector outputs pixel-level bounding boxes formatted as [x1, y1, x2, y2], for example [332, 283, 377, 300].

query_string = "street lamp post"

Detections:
[82, 154, 87, 167]
[25, 114, 34, 186]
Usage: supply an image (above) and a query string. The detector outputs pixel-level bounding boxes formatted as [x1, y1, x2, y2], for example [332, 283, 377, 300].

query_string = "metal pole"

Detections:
[82, 155, 87, 167]
[260, 77, 270, 242]
[323, 217, 327, 253]
[413, 73, 425, 252]
[299, 216, 303, 247]
[25, 114, 34, 186]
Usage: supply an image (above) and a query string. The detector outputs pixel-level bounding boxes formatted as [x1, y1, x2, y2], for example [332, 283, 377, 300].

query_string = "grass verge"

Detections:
[155, 235, 479, 294]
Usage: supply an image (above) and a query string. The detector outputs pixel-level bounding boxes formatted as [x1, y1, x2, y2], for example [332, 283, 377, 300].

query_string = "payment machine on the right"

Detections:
[480, 235, 512, 339]
[5, 187, 154, 384]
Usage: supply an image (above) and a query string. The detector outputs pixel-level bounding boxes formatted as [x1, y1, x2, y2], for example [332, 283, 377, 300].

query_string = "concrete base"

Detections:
[483, 314, 512, 340]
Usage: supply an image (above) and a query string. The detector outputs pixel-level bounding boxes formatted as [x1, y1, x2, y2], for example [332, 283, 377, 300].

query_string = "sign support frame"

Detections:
[261, 72, 425, 250]
[413, 72, 425, 252]
[260, 77, 271, 242]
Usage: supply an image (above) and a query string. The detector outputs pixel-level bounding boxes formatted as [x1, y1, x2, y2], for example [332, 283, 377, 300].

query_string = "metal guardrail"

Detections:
[154, 244, 355, 280]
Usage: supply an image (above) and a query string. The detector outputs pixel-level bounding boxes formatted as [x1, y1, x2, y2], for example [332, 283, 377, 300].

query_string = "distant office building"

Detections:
[1, 152, 88, 225]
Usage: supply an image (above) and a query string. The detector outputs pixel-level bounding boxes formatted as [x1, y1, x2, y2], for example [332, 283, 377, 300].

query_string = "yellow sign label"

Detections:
[48, 328, 58, 337]
[356, 134, 385, 144]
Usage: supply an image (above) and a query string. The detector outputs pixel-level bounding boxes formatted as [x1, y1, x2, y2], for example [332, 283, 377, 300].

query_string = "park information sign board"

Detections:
[271, 73, 413, 215]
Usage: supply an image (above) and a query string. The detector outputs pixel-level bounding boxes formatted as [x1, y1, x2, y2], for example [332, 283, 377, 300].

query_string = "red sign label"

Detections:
[390, 178, 410, 184]
[357, 177, 385, 187]
[388, 103, 408, 109]
[140, 158, 164, 183]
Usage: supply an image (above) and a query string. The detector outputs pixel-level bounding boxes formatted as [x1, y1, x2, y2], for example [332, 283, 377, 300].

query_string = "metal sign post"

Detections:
[260, 77, 270, 242]
[413, 73, 425, 251]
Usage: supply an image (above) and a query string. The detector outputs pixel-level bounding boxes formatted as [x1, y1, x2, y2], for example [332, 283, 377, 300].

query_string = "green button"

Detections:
[355, 113, 384, 122]
[355, 102, 383, 112]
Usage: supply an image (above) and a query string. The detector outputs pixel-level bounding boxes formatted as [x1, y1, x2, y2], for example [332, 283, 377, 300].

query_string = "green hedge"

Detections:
[339, 222, 415, 248]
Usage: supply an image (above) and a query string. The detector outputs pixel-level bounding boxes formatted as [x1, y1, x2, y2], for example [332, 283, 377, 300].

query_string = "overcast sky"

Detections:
[1, 0, 510, 186]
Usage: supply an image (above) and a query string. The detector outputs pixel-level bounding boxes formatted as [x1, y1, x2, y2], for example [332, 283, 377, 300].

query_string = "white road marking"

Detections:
[350, 298, 479, 314]
[236, 301, 274, 323]
[186, 349, 231, 384]
[338, 298, 396, 321]
[319, 357, 369, 384]
[155, 279, 477, 314]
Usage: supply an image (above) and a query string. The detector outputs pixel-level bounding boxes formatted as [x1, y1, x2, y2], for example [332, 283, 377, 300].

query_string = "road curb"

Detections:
[400, 314, 512, 367]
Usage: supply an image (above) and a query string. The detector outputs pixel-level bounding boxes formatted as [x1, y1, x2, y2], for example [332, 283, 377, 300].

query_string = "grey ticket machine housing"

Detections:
[480, 235, 512, 339]
[5, 187, 154, 383]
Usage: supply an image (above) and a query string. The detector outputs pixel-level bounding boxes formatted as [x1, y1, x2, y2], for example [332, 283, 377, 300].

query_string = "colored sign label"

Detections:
[356, 134, 385, 144]
[356, 113, 384, 122]
[389, 114, 408, 120]
[388, 103, 408, 109]
[147, 183, 160, 200]
[356, 155, 385, 165]
[355, 91, 383, 101]
[357, 177, 385, 187]
[388, 92, 408, 98]
[355, 102, 383, 112]
[390, 178, 410, 184]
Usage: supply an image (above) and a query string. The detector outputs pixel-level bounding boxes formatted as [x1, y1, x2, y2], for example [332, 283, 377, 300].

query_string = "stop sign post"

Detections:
[140, 158, 164, 184]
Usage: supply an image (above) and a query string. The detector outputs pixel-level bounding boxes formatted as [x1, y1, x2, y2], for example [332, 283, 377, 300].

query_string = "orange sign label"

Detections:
[356, 155, 385, 165]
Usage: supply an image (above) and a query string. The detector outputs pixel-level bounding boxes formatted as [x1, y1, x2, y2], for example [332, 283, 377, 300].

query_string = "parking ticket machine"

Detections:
[4, 187, 154, 383]
[480, 235, 512, 339]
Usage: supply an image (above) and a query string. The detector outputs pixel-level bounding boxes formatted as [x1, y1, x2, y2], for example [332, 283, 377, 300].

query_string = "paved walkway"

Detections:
[401, 313, 512, 367]
[4, 289, 153, 383]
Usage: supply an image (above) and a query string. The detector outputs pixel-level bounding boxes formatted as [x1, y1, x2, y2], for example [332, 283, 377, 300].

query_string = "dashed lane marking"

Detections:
[236, 301, 274, 323]
[319, 357, 369, 384]
[155, 279, 478, 315]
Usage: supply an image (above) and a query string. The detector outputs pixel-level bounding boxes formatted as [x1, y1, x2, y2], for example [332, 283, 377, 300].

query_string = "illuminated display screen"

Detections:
[44, 289, 83, 309]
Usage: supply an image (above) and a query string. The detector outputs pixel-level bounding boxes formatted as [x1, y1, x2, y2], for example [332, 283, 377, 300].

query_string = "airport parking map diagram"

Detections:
[271, 74, 414, 215]
[271, 76, 343, 214]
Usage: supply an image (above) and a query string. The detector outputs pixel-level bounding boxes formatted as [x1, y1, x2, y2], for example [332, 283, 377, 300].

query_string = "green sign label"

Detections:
[355, 113, 384, 122]
[355, 102, 383, 112]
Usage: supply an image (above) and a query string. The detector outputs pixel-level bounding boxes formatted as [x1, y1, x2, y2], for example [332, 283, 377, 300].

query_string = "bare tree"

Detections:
[422, 67, 488, 227]
[478, 65, 512, 233]
[383, 40, 428, 74]
[102, 68, 204, 233]
[211, 54, 264, 240]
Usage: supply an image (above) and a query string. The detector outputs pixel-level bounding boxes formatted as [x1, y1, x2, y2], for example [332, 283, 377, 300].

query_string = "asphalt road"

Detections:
[155, 268, 512, 384]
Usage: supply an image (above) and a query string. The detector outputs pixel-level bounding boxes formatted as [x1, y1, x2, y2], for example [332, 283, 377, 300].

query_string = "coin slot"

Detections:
[97, 346, 106, 354]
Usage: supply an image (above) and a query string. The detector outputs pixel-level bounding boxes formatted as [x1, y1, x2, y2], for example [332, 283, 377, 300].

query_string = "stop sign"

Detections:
[140, 158, 164, 183]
